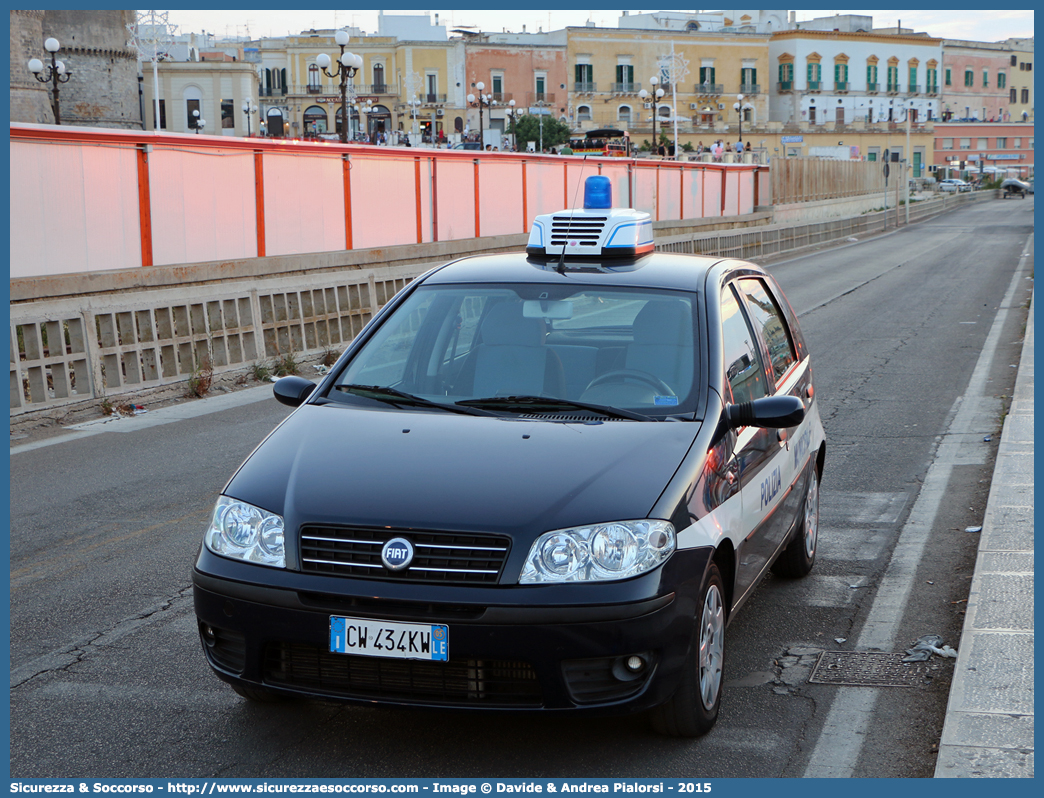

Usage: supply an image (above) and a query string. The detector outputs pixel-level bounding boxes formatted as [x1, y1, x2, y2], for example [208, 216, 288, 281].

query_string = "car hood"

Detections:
[225, 403, 700, 541]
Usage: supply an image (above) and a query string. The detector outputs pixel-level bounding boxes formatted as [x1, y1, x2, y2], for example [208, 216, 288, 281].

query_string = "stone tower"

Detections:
[9, 10, 55, 123]
[10, 9, 142, 129]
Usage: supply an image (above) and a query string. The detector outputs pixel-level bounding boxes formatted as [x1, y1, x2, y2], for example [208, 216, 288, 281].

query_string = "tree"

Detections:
[513, 114, 573, 151]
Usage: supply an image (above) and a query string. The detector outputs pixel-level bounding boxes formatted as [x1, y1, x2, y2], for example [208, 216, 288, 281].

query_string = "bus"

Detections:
[567, 128, 630, 157]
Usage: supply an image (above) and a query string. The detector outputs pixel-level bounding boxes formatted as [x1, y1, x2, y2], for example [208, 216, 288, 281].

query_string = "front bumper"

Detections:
[192, 546, 713, 713]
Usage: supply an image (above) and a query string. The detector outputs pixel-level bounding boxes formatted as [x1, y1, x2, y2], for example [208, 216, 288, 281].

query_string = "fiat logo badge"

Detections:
[381, 537, 414, 571]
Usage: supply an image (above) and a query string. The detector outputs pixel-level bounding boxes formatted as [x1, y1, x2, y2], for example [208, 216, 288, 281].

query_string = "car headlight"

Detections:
[519, 520, 675, 583]
[204, 496, 285, 568]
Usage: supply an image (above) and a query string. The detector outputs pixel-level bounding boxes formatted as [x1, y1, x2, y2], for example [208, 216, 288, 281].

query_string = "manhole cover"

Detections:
[808, 651, 934, 687]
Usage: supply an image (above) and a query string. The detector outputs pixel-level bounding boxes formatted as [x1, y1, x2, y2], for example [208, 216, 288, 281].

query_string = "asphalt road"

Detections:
[9, 195, 1033, 778]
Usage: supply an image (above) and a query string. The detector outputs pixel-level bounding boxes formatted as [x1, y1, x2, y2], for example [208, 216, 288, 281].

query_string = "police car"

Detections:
[193, 176, 826, 737]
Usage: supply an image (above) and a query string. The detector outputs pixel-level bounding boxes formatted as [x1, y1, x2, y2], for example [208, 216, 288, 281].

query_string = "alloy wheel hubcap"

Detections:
[698, 584, 724, 710]
[804, 470, 819, 558]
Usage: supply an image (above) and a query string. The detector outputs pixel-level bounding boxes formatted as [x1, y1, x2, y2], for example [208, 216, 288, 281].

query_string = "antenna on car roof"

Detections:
[557, 154, 589, 275]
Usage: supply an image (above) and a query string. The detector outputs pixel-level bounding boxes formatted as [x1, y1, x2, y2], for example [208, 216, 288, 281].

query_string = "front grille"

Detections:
[300, 526, 511, 584]
[550, 214, 607, 248]
[264, 643, 543, 706]
[562, 656, 655, 704]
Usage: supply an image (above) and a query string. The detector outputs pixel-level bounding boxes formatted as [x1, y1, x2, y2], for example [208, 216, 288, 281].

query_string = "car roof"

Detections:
[422, 252, 731, 292]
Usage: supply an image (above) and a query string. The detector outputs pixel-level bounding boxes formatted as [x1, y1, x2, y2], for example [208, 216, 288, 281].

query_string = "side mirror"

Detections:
[726, 395, 805, 430]
[273, 376, 316, 408]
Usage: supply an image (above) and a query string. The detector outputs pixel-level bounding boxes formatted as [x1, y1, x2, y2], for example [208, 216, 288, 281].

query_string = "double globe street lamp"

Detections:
[242, 102, 257, 137]
[317, 30, 363, 144]
[192, 108, 206, 134]
[27, 37, 72, 125]
[467, 81, 496, 147]
[638, 76, 665, 156]
[734, 94, 754, 146]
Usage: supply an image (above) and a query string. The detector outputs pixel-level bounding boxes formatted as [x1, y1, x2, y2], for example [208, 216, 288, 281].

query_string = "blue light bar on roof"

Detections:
[584, 176, 612, 209]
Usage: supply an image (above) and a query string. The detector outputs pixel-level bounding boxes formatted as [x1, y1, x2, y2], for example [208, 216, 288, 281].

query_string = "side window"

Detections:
[736, 278, 797, 385]
[721, 284, 768, 404]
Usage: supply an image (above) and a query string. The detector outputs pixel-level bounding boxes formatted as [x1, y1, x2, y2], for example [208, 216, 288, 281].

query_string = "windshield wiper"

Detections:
[457, 395, 654, 422]
[334, 384, 493, 416]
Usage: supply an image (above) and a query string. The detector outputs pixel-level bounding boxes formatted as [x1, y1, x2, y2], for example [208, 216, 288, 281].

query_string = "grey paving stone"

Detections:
[967, 573, 1035, 631]
[939, 710, 1034, 749]
[978, 551, 1034, 574]
[935, 744, 1034, 778]
[949, 632, 1034, 715]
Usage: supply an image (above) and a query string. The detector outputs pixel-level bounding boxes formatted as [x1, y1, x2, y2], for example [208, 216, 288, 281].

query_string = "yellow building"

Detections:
[271, 31, 464, 140]
[565, 26, 770, 143]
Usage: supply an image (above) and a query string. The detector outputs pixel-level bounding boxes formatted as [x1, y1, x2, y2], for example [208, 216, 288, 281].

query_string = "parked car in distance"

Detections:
[452, 141, 483, 150]
[192, 176, 827, 738]
[939, 178, 972, 193]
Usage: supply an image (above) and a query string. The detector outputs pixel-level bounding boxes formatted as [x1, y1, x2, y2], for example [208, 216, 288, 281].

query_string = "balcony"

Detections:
[739, 83, 760, 95]
[526, 92, 555, 106]
[925, 86, 939, 96]
[694, 83, 723, 95]
[887, 83, 901, 93]
[807, 80, 822, 91]
[867, 82, 878, 93]
[778, 81, 793, 92]
[611, 82, 639, 93]
[260, 87, 287, 97]
[835, 81, 849, 92]
[574, 82, 597, 93]
[490, 92, 513, 103]
[907, 84, 920, 95]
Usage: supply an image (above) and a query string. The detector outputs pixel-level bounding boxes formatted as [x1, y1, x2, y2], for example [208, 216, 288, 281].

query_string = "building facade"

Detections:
[941, 40, 1013, 121]
[141, 61, 260, 136]
[769, 30, 944, 127]
[933, 121, 1034, 178]
[253, 29, 465, 141]
[464, 36, 569, 141]
[1006, 38, 1034, 122]
[565, 26, 771, 140]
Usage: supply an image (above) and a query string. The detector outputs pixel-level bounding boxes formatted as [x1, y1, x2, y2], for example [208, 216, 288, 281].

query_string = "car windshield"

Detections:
[328, 283, 699, 419]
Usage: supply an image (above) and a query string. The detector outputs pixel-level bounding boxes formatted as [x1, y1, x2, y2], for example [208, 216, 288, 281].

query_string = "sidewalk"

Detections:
[935, 288, 1034, 777]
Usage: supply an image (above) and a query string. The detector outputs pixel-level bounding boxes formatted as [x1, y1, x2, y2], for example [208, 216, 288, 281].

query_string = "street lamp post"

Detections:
[242, 102, 257, 136]
[505, 99, 518, 150]
[27, 37, 72, 125]
[733, 94, 754, 147]
[317, 29, 363, 144]
[407, 94, 421, 139]
[192, 109, 206, 134]
[467, 82, 496, 147]
[638, 77, 665, 156]
[352, 98, 373, 141]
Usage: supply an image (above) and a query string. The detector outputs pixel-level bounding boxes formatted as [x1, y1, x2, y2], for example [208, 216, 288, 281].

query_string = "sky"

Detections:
[160, 8, 1033, 44]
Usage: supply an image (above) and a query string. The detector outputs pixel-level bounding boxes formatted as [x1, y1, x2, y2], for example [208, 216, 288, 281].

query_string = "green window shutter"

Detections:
[710, 67, 715, 84]
[751, 68, 756, 85]
[575, 64, 582, 83]
[945, 68, 951, 85]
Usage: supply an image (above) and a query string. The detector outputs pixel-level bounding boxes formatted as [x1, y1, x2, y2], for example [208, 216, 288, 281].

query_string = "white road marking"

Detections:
[802, 233, 1033, 777]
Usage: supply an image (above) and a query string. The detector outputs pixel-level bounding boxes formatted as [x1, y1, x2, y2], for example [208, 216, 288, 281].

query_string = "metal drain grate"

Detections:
[808, 651, 935, 687]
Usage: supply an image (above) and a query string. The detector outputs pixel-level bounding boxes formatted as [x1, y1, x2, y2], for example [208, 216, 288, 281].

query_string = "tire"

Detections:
[771, 464, 820, 579]
[229, 682, 286, 703]
[650, 563, 725, 737]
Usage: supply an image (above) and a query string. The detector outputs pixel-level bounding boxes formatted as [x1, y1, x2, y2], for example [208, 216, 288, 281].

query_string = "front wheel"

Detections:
[771, 464, 820, 578]
[650, 563, 725, 737]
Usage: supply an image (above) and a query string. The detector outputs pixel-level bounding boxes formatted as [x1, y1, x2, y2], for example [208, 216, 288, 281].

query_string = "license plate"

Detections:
[329, 616, 449, 661]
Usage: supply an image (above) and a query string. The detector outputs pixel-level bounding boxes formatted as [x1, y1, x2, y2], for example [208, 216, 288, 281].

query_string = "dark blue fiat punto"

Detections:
[193, 177, 826, 737]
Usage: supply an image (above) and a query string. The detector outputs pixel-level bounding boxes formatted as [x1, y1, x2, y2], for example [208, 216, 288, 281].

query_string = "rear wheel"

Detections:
[650, 563, 725, 737]
[771, 464, 819, 578]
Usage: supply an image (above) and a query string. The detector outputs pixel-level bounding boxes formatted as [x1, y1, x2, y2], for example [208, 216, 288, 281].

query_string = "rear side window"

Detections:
[721, 284, 768, 404]
[736, 278, 797, 385]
